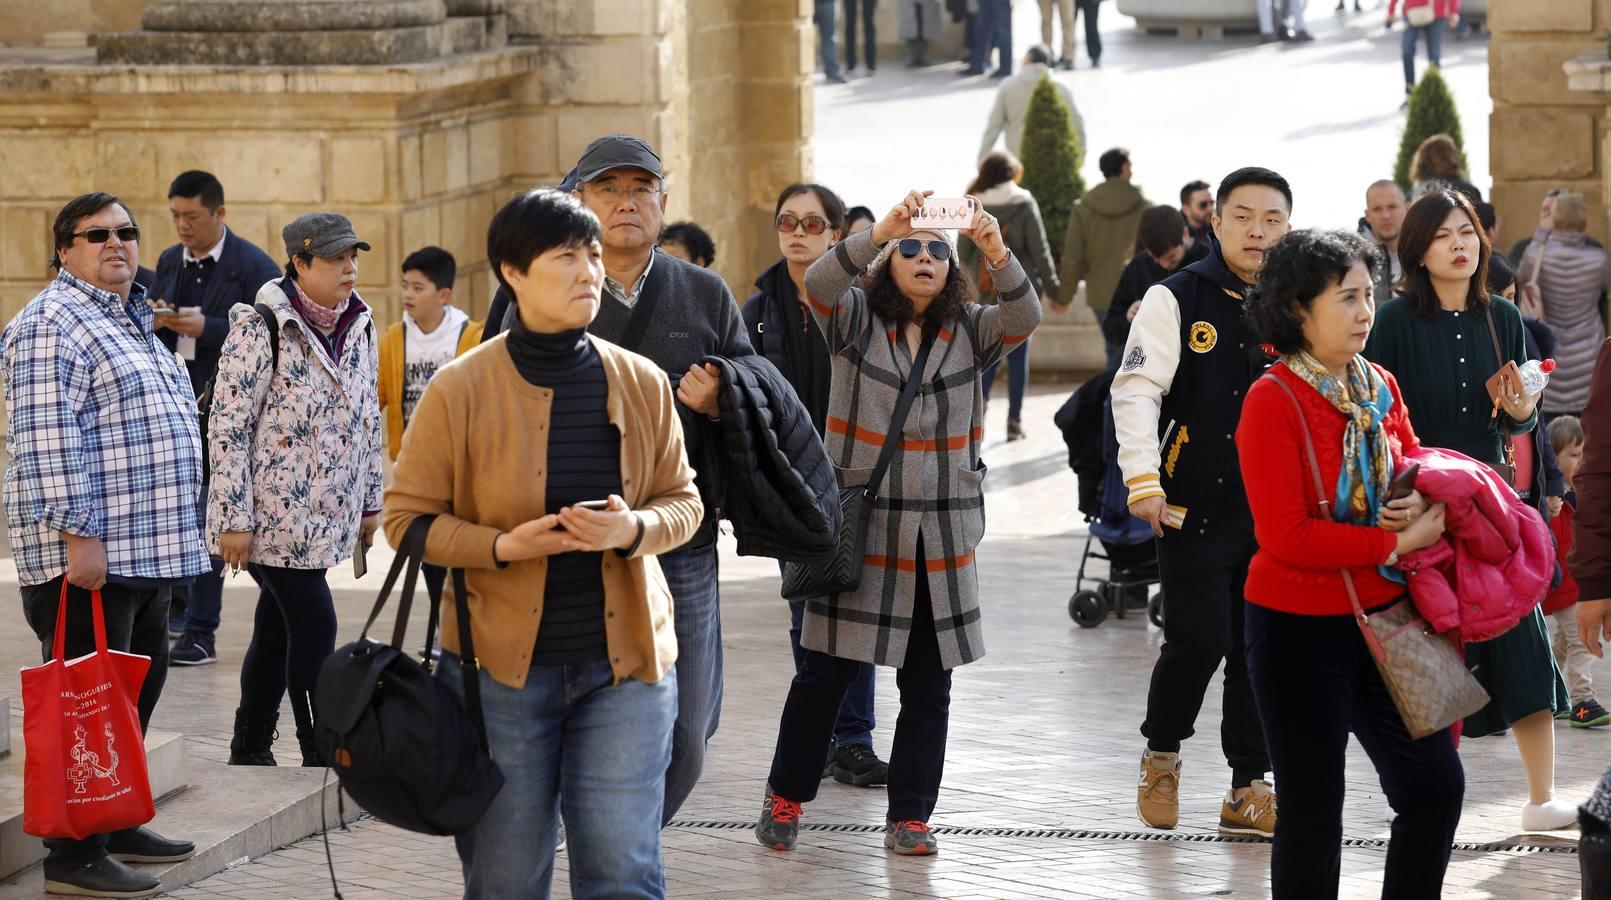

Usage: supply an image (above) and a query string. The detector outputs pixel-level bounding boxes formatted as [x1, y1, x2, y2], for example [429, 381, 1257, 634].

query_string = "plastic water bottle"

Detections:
[1518, 358, 1556, 397]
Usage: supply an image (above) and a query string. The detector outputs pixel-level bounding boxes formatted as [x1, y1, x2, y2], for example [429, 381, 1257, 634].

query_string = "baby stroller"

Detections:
[1056, 374, 1163, 629]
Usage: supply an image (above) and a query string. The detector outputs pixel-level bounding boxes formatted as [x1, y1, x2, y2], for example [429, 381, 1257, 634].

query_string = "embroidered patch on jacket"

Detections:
[1189, 321, 1218, 354]
[1121, 346, 1146, 371]
[1164, 425, 1189, 477]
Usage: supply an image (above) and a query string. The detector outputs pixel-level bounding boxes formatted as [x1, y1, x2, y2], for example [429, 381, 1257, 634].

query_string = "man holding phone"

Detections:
[147, 171, 280, 667]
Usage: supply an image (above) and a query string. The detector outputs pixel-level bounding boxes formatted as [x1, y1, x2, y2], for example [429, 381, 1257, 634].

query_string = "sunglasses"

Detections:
[897, 238, 951, 262]
[1195, 200, 1214, 209]
[776, 213, 830, 235]
[72, 226, 140, 244]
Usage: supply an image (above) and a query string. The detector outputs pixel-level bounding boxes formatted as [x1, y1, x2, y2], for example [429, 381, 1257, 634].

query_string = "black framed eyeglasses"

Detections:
[72, 226, 140, 244]
[776, 213, 829, 235]
[897, 238, 950, 261]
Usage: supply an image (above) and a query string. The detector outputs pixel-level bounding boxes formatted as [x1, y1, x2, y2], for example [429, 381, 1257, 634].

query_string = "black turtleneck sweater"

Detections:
[506, 320, 620, 665]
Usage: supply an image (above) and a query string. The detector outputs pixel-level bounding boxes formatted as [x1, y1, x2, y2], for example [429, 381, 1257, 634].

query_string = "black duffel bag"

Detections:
[314, 516, 503, 835]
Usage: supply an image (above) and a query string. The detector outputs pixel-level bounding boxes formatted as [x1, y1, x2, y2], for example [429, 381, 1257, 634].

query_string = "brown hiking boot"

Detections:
[1137, 749, 1181, 829]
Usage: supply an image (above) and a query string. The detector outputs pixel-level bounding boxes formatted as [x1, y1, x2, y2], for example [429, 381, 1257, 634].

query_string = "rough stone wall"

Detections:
[0, 0, 145, 46]
[0, 0, 813, 325]
[1489, 0, 1609, 249]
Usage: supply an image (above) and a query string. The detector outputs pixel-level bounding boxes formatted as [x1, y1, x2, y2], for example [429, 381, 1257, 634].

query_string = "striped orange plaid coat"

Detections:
[800, 228, 1042, 669]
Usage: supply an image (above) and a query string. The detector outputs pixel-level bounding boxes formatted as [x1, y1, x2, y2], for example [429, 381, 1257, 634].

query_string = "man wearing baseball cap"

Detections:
[485, 133, 754, 822]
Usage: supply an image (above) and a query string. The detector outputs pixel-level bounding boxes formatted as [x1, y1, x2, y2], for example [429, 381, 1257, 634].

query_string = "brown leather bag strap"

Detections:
[1482, 306, 1517, 464]
[1259, 373, 1386, 661]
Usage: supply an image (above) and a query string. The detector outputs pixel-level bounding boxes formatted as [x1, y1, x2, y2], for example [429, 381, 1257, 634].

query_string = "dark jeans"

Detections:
[788, 595, 877, 747]
[1141, 510, 1270, 788]
[845, 0, 878, 69]
[1246, 602, 1464, 899]
[239, 564, 336, 735]
[982, 341, 1031, 422]
[971, 0, 1013, 74]
[1075, 0, 1102, 62]
[179, 557, 226, 639]
[21, 576, 172, 864]
[814, 0, 842, 78]
[769, 536, 952, 822]
[1401, 18, 1444, 88]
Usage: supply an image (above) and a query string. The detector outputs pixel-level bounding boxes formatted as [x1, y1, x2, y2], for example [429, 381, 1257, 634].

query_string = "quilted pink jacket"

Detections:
[1398, 447, 1553, 641]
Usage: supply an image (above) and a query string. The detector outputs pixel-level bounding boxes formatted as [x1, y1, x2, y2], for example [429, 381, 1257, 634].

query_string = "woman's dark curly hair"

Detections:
[863, 242, 978, 333]
[1244, 229, 1382, 356]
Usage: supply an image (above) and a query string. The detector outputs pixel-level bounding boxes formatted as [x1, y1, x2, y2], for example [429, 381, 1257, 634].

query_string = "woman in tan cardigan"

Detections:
[383, 190, 702, 900]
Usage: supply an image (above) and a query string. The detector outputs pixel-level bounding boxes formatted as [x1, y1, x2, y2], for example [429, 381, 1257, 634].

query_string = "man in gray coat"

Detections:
[978, 45, 1086, 163]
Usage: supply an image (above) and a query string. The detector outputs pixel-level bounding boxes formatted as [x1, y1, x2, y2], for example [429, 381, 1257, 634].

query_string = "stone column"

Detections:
[99, 0, 507, 66]
[1489, 0, 1606, 249]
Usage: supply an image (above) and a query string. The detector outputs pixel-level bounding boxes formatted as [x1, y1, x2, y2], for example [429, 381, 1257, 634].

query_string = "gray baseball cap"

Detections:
[573, 133, 663, 184]
[282, 212, 372, 258]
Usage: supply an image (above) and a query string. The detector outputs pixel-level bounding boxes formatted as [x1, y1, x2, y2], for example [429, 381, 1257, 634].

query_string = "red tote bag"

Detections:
[21, 583, 156, 840]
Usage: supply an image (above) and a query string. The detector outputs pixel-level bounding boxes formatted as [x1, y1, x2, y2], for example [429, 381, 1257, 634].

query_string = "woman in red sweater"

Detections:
[1238, 229, 1461, 900]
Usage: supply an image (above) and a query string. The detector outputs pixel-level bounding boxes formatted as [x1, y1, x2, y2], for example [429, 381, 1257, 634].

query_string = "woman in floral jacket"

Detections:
[207, 212, 383, 768]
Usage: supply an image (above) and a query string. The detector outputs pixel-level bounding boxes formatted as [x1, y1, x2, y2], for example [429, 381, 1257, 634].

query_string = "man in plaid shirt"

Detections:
[3, 192, 208, 899]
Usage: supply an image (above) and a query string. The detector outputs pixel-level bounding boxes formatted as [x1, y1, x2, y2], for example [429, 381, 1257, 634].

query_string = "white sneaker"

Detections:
[1520, 799, 1579, 832]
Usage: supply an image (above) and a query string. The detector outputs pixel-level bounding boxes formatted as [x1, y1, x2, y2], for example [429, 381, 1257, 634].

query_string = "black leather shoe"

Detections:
[42, 855, 161, 898]
[106, 826, 195, 864]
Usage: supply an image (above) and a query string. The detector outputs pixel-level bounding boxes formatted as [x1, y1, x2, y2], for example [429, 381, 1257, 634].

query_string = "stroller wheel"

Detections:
[1070, 590, 1108, 628]
[1148, 593, 1165, 628]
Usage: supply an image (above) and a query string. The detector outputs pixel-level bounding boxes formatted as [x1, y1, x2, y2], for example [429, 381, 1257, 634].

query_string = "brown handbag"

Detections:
[1263, 374, 1489, 740]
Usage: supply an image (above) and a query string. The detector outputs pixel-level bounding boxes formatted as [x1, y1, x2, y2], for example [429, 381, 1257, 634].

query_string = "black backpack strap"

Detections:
[451, 568, 490, 750]
[253, 302, 281, 372]
[865, 337, 933, 501]
[359, 515, 433, 646]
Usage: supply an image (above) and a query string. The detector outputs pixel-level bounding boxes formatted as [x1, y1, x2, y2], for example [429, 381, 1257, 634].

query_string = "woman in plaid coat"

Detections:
[756, 189, 1042, 855]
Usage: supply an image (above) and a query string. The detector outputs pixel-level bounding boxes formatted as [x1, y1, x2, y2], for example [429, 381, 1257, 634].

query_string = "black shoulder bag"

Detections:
[313, 516, 503, 836]
[781, 338, 933, 600]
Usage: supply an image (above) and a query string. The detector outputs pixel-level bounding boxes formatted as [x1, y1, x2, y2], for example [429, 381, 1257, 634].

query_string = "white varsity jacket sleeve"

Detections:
[1110, 282, 1182, 511]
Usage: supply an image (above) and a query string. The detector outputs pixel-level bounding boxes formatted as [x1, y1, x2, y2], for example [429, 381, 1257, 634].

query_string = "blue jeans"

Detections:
[440, 654, 676, 899]
[982, 340, 1031, 422]
[814, 0, 842, 78]
[1402, 18, 1444, 88]
[658, 545, 724, 823]
[788, 595, 876, 747]
[971, 0, 1013, 74]
[180, 557, 226, 638]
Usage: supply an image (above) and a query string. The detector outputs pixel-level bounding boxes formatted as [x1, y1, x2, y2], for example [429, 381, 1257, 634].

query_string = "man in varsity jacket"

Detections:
[1111, 167, 1292, 838]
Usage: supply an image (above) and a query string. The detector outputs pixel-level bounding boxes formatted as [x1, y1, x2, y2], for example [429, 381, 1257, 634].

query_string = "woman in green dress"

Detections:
[1364, 189, 1575, 832]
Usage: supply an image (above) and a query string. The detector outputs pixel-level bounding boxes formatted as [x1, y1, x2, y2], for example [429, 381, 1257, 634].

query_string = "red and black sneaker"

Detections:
[884, 819, 938, 855]
[756, 787, 803, 851]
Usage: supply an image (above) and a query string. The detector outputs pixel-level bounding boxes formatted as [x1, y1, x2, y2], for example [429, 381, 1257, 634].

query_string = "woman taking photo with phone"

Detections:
[754, 189, 1041, 856]
[384, 189, 702, 898]
[1239, 228, 1462, 899]
[1364, 189, 1575, 832]
[208, 212, 384, 769]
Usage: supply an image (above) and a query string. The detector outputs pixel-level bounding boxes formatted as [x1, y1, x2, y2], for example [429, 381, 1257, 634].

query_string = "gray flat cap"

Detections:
[573, 133, 663, 184]
[283, 212, 372, 258]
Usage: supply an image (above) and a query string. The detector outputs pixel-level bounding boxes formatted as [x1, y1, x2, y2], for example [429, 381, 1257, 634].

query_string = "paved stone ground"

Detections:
[2, 8, 1577, 900]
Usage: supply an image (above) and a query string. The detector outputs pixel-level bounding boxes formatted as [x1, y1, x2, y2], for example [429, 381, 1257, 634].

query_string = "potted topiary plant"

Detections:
[1394, 67, 1467, 192]
[1020, 75, 1084, 265]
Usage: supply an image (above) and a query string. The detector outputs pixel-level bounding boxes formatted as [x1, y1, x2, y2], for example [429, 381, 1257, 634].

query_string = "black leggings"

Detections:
[239, 564, 336, 733]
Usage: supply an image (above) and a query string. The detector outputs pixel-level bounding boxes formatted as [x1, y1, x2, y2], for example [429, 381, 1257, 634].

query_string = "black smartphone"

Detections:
[1385, 462, 1420, 503]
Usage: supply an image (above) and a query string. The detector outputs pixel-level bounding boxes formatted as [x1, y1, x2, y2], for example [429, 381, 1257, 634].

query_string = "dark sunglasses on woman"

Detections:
[776, 213, 829, 235]
[72, 226, 140, 244]
[897, 238, 951, 262]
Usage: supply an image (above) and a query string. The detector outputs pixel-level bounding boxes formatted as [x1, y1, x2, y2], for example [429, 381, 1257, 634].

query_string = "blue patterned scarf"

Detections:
[1281, 352, 1395, 526]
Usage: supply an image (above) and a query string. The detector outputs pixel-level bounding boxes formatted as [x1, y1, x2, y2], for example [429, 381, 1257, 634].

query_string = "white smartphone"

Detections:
[911, 197, 975, 231]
